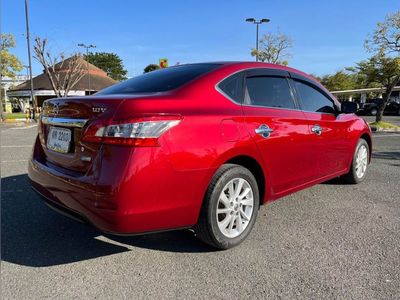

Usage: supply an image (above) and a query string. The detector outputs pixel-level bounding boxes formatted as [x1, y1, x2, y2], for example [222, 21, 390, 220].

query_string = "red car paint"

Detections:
[28, 62, 372, 234]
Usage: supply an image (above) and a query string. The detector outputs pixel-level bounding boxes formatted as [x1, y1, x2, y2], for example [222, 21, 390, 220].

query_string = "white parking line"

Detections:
[10, 125, 37, 130]
[1, 160, 28, 163]
[0, 145, 32, 148]
[373, 134, 400, 138]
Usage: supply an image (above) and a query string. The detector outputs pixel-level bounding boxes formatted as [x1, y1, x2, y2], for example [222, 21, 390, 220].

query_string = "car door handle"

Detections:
[311, 124, 322, 135]
[255, 124, 273, 138]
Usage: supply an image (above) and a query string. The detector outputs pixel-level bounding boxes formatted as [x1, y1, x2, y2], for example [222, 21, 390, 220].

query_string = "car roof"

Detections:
[183, 61, 319, 82]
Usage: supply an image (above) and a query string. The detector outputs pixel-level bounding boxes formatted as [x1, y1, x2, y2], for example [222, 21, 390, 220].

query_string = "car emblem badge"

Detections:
[92, 107, 107, 113]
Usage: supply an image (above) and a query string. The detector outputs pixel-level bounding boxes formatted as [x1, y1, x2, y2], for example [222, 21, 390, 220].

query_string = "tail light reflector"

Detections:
[82, 115, 181, 147]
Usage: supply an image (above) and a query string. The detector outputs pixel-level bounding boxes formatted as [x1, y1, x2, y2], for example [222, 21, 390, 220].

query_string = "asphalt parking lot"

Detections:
[362, 115, 400, 127]
[1, 123, 399, 299]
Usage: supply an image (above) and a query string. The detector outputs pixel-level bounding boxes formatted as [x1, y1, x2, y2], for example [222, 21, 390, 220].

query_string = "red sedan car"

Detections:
[28, 62, 371, 249]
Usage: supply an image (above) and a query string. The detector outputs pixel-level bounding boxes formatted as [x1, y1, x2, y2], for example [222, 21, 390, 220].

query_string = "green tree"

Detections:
[251, 32, 293, 65]
[350, 55, 400, 122]
[0, 33, 23, 78]
[359, 11, 400, 122]
[319, 71, 357, 91]
[143, 64, 160, 73]
[85, 52, 127, 81]
[1, 33, 23, 116]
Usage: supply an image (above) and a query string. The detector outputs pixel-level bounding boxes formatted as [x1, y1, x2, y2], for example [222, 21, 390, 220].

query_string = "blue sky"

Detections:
[2, 0, 399, 77]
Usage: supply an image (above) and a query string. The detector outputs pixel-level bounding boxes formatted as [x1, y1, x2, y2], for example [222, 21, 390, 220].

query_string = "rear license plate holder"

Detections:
[47, 127, 72, 153]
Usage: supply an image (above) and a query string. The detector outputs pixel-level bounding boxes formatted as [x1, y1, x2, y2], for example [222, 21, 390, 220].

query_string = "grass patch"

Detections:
[369, 121, 400, 130]
[3, 113, 27, 119]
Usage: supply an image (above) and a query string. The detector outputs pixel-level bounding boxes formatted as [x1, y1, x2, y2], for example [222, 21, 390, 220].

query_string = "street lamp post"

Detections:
[24, 0, 35, 120]
[78, 43, 96, 94]
[245, 18, 270, 62]
[23, 65, 30, 78]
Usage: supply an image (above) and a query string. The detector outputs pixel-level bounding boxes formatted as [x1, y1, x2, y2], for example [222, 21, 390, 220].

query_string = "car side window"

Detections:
[218, 72, 243, 103]
[294, 80, 336, 114]
[244, 76, 296, 109]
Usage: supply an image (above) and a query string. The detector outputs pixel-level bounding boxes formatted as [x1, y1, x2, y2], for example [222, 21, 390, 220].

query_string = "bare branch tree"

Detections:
[251, 32, 293, 65]
[365, 11, 400, 55]
[33, 37, 86, 97]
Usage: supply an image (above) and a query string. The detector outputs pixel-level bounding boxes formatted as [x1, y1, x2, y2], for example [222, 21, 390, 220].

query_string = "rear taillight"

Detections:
[82, 115, 181, 146]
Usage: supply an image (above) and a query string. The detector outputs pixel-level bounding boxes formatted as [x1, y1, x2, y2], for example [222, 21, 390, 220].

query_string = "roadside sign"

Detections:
[159, 58, 168, 68]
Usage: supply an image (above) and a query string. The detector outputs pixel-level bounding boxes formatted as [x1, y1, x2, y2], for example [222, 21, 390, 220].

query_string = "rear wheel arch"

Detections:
[194, 163, 260, 249]
[225, 155, 266, 207]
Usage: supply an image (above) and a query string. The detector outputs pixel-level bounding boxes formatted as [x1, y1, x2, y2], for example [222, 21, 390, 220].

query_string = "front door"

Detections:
[292, 78, 353, 177]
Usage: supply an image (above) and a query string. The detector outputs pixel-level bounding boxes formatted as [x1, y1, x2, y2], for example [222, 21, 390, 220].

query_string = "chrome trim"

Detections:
[242, 103, 301, 112]
[215, 85, 242, 105]
[214, 68, 302, 111]
[255, 124, 273, 138]
[214, 68, 251, 105]
[311, 124, 322, 135]
[213, 67, 338, 116]
[80, 156, 92, 162]
[300, 110, 336, 116]
[41, 117, 88, 128]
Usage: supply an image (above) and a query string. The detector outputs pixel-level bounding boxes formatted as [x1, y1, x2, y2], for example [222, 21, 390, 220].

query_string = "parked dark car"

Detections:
[361, 98, 400, 116]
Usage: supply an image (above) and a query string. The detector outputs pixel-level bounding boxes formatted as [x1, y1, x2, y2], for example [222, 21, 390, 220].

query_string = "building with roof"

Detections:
[1, 75, 29, 112]
[331, 86, 400, 104]
[6, 57, 117, 112]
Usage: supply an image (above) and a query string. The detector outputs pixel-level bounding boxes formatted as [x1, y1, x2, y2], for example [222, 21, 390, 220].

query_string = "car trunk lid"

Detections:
[39, 97, 124, 175]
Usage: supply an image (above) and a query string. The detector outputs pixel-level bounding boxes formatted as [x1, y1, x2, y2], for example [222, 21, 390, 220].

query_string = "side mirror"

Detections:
[341, 101, 358, 114]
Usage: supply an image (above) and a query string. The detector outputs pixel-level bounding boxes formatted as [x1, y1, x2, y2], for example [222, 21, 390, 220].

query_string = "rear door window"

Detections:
[244, 76, 296, 109]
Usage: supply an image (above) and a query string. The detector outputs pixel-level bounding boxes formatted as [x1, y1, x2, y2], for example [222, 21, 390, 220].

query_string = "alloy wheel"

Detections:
[355, 144, 368, 178]
[216, 178, 254, 238]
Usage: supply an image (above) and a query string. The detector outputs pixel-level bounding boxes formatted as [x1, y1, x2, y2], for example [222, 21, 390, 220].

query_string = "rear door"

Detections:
[241, 69, 314, 196]
[291, 77, 353, 177]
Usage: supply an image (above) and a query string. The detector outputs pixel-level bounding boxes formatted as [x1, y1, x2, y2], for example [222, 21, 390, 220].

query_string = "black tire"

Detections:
[194, 164, 259, 249]
[342, 139, 369, 184]
[370, 108, 377, 116]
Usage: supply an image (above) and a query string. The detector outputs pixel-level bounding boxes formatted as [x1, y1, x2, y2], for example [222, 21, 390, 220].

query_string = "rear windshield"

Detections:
[97, 63, 222, 95]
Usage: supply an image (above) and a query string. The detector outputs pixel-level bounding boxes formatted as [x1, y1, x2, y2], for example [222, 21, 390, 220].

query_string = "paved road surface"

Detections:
[362, 115, 400, 126]
[1, 124, 399, 299]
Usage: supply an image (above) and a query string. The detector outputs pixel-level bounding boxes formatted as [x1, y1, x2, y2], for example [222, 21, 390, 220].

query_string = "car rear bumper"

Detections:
[29, 158, 131, 234]
[32, 185, 89, 224]
[28, 145, 213, 234]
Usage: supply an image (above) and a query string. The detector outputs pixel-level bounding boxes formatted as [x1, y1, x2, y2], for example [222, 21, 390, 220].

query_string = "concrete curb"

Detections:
[370, 126, 400, 133]
[1, 119, 37, 124]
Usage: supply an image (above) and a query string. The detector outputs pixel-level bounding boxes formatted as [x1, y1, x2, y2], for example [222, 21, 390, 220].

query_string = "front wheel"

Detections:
[370, 108, 377, 116]
[194, 164, 259, 249]
[342, 139, 369, 184]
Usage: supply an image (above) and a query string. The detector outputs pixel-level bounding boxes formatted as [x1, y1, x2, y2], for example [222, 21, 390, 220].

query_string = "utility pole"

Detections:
[78, 43, 96, 94]
[245, 18, 270, 62]
[24, 0, 36, 120]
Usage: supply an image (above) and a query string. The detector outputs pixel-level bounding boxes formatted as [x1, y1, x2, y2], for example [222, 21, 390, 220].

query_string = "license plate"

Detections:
[47, 127, 72, 153]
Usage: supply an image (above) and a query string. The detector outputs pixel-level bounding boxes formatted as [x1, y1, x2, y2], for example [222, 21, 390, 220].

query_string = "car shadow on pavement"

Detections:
[106, 230, 212, 254]
[320, 177, 344, 185]
[1, 174, 213, 267]
[372, 151, 400, 161]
